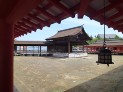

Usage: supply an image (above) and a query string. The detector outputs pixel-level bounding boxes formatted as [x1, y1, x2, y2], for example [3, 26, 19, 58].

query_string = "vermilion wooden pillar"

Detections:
[0, 19, 14, 92]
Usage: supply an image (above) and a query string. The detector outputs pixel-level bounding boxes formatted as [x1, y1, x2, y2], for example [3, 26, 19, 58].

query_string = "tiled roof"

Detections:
[97, 34, 116, 38]
[46, 26, 90, 40]
[14, 41, 48, 46]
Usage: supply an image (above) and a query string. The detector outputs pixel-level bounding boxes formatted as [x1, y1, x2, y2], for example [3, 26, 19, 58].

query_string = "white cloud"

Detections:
[62, 15, 101, 28]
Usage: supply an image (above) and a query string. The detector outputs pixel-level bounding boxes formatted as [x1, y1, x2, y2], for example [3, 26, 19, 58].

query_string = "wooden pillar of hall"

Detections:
[39, 46, 41, 56]
[83, 45, 85, 53]
[26, 46, 27, 56]
[0, 19, 14, 92]
[33, 46, 34, 56]
[68, 40, 70, 54]
[23, 46, 24, 54]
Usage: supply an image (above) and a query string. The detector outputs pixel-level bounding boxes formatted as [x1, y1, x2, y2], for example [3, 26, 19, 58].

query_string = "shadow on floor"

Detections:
[14, 86, 19, 92]
[64, 65, 123, 92]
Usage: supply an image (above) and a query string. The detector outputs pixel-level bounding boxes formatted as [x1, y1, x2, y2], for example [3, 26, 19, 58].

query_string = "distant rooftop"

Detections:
[97, 34, 116, 39]
[14, 41, 48, 46]
[88, 39, 123, 46]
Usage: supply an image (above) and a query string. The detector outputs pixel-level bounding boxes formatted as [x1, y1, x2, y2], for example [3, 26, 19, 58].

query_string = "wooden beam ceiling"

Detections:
[91, 0, 123, 19]
[78, 0, 89, 18]
[49, 0, 75, 17]
[4, 0, 123, 37]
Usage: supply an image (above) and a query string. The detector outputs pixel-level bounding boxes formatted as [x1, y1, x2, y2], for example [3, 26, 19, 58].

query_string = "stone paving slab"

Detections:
[14, 54, 123, 92]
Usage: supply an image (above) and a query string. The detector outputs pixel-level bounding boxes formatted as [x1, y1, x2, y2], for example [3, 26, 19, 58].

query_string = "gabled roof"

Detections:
[46, 26, 90, 40]
[14, 41, 49, 46]
[97, 34, 116, 38]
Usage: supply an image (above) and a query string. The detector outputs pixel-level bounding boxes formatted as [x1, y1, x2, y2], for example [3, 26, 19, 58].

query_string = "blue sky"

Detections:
[16, 15, 123, 41]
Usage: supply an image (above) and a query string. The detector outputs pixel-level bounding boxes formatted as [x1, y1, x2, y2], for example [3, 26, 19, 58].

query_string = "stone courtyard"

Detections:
[14, 54, 123, 92]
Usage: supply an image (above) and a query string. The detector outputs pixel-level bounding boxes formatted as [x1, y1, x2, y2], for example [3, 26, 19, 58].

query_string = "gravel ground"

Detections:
[14, 54, 123, 92]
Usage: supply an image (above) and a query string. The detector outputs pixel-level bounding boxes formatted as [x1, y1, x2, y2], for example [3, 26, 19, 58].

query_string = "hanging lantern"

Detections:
[96, 0, 114, 66]
[96, 44, 114, 66]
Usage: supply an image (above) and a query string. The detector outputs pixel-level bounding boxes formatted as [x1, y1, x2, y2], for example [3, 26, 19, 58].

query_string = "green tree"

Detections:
[115, 35, 121, 39]
[87, 36, 98, 44]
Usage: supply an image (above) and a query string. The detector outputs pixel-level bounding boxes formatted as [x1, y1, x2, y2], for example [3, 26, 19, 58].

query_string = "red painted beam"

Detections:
[116, 29, 123, 33]
[22, 18, 42, 31]
[28, 13, 50, 27]
[14, 31, 22, 37]
[14, 30, 23, 34]
[15, 24, 28, 31]
[15, 28, 28, 36]
[114, 25, 123, 30]
[15, 25, 30, 34]
[98, 8, 123, 29]
[30, 2, 53, 27]
[16, 28, 29, 35]
[14, 32, 20, 35]
[97, 16, 123, 33]
[97, 12, 123, 29]
[78, 0, 89, 18]
[42, 3, 53, 10]
[111, 18, 123, 27]
[49, 0, 75, 17]
[71, 1, 123, 32]
[98, 15, 123, 33]
[113, 25, 122, 29]
[69, 3, 95, 19]
[14, 34, 19, 38]
[96, 16, 114, 28]
[91, 0, 123, 19]
[36, 7, 60, 23]
[106, 12, 123, 23]
[104, 7, 123, 23]
[14, 27, 27, 34]
[22, 18, 38, 28]
[14, 35, 19, 38]
[14, 32, 19, 35]
[17, 22, 36, 31]
[6, 0, 44, 24]
[14, 32, 22, 37]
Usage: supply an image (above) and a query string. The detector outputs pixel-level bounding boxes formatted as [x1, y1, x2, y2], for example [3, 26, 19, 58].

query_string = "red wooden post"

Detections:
[0, 19, 14, 92]
[91, 47, 92, 53]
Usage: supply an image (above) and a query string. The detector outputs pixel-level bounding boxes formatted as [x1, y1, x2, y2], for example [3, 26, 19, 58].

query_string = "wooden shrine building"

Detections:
[86, 39, 123, 54]
[1, 0, 123, 91]
[46, 26, 91, 57]
[14, 41, 52, 56]
[14, 26, 91, 57]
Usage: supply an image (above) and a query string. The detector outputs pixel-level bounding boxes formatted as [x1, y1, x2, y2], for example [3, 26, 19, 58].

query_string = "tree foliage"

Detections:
[114, 35, 121, 39]
[87, 38, 98, 44]
[87, 35, 122, 44]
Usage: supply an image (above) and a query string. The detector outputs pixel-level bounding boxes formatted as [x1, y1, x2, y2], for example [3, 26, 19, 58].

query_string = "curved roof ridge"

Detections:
[46, 25, 86, 40]
[58, 25, 82, 32]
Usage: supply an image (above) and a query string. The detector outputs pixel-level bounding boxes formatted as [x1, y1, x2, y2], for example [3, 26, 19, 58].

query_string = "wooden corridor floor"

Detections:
[14, 54, 123, 92]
